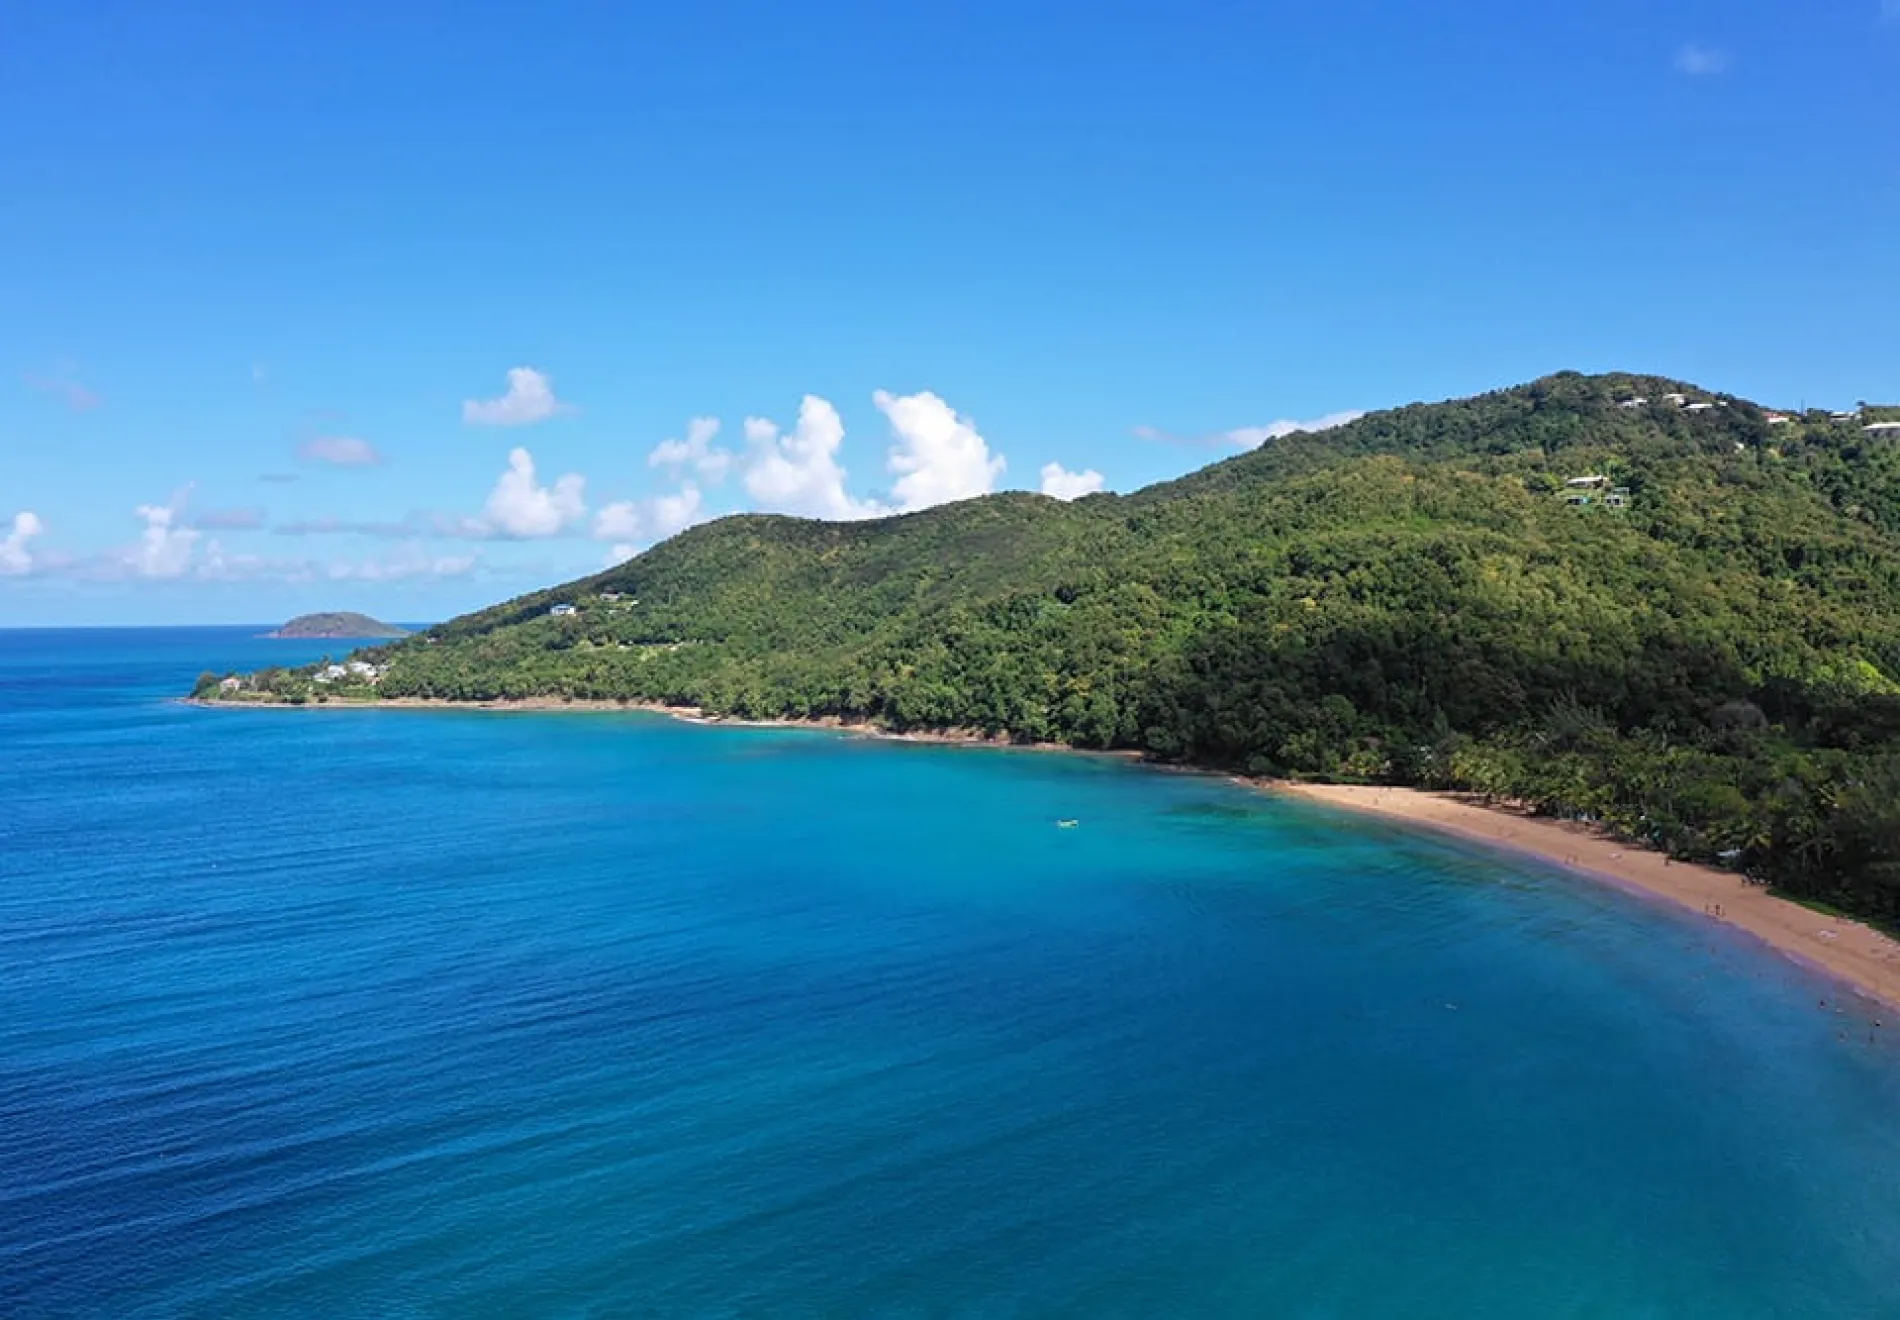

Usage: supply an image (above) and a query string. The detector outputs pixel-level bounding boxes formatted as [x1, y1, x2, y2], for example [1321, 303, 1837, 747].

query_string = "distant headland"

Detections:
[265, 612, 410, 640]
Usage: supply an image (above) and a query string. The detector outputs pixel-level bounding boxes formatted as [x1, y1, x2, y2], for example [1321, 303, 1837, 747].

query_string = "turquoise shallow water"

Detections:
[3, 628, 1899, 1317]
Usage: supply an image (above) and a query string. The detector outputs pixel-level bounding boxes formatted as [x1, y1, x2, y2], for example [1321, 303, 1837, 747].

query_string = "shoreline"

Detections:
[183, 696, 1134, 755]
[187, 696, 1900, 1009]
[186, 695, 707, 716]
[1269, 781, 1900, 1012]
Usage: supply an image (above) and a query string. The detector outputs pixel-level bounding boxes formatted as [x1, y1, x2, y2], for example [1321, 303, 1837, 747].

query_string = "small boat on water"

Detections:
[1056, 819, 1079, 829]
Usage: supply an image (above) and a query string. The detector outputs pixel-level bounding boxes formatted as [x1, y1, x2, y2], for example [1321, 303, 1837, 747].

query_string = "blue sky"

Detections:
[3, 1, 1897, 626]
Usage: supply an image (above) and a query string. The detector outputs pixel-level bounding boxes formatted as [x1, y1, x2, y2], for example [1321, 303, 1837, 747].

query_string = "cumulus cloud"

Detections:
[462, 367, 575, 427]
[596, 454, 712, 564]
[298, 435, 383, 466]
[1039, 462, 1106, 501]
[626, 390, 1018, 523]
[649, 416, 731, 483]
[1221, 410, 1367, 448]
[873, 390, 1007, 512]
[290, 447, 590, 543]
[1, 511, 44, 575]
[593, 498, 642, 540]
[478, 447, 586, 538]
[125, 502, 201, 579]
[1675, 44, 1731, 76]
[652, 485, 708, 537]
[593, 484, 705, 545]
[741, 396, 885, 520]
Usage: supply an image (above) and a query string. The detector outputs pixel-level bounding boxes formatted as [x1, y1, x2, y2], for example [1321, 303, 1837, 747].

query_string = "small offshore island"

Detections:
[265, 611, 410, 640]
[196, 372, 1900, 1002]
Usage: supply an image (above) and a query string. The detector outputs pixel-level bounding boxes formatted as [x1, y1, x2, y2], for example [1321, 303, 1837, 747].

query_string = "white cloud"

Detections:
[1039, 462, 1106, 501]
[1675, 44, 1731, 76]
[195, 542, 272, 582]
[649, 416, 731, 483]
[479, 447, 587, 538]
[874, 390, 1006, 512]
[593, 483, 706, 545]
[1, 511, 44, 575]
[196, 540, 479, 584]
[195, 542, 323, 583]
[462, 367, 575, 427]
[741, 396, 885, 520]
[1222, 410, 1366, 448]
[298, 435, 383, 466]
[650, 485, 707, 538]
[604, 543, 639, 568]
[1134, 410, 1366, 448]
[328, 544, 478, 582]
[592, 501, 644, 542]
[125, 502, 201, 579]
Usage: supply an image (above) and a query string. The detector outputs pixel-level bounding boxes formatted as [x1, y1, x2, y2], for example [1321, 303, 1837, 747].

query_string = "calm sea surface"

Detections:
[3, 627, 1898, 1317]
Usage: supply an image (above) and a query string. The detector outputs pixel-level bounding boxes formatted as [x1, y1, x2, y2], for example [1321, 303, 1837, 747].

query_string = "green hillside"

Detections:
[266, 611, 409, 639]
[199, 372, 1900, 920]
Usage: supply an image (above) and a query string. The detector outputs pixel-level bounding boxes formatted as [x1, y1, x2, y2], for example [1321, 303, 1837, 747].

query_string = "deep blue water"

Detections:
[4, 627, 1899, 1317]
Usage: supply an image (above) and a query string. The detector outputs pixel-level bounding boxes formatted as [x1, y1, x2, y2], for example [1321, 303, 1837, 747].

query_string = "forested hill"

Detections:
[266, 611, 408, 639]
[200, 371, 1900, 920]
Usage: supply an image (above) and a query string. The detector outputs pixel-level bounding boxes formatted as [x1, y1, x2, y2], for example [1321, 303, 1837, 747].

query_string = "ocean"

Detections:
[3, 626, 1898, 1317]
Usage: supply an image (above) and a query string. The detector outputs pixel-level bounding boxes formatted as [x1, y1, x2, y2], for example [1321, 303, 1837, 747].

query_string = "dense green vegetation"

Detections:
[198, 373, 1900, 922]
[266, 611, 408, 639]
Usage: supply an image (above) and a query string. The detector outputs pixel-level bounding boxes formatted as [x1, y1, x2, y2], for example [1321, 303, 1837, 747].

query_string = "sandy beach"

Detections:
[1271, 781, 1900, 1012]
